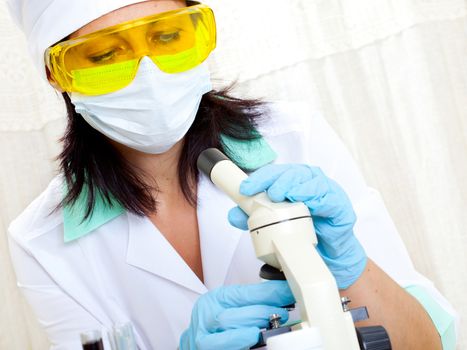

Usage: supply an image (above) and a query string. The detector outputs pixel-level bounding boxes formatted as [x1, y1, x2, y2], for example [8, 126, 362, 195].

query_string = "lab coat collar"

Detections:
[63, 189, 124, 243]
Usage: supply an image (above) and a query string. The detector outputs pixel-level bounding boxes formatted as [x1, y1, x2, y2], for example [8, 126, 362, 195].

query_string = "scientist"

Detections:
[6, 0, 458, 349]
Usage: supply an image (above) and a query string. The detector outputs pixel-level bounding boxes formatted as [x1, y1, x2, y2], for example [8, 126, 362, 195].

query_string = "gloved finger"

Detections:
[196, 327, 260, 350]
[239, 164, 291, 196]
[284, 173, 329, 203]
[216, 280, 295, 309]
[209, 304, 289, 332]
[179, 329, 191, 350]
[304, 190, 354, 224]
[228, 206, 249, 231]
[316, 233, 364, 261]
[267, 166, 314, 202]
[286, 176, 350, 219]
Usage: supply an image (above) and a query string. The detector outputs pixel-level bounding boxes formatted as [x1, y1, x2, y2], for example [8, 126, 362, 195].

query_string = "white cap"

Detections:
[6, 0, 148, 79]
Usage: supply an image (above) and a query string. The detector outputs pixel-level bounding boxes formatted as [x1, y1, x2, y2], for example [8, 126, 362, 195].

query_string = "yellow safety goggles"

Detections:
[45, 2, 216, 96]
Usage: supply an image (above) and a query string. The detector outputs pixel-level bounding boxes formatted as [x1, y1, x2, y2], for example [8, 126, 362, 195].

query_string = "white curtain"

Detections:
[0, 0, 466, 349]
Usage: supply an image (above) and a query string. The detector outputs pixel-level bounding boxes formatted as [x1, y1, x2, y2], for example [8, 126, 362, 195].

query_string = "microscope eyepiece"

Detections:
[197, 148, 230, 180]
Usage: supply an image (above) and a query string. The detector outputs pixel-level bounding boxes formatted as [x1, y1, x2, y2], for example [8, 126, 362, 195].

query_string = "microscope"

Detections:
[197, 149, 392, 350]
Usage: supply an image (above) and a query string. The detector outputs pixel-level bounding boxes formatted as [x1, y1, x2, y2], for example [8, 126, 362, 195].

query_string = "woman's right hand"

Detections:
[179, 280, 294, 350]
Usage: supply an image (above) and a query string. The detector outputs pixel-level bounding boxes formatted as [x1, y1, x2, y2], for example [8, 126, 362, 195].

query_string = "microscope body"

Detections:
[208, 157, 361, 350]
[198, 148, 391, 350]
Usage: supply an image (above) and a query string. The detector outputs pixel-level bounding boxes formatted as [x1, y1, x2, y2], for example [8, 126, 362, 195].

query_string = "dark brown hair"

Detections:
[59, 88, 267, 219]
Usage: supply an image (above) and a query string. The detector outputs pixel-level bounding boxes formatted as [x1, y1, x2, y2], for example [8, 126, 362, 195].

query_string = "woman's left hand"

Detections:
[228, 164, 367, 289]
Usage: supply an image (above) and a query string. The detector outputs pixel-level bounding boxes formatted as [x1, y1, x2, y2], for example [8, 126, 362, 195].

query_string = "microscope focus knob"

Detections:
[356, 326, 392, 350]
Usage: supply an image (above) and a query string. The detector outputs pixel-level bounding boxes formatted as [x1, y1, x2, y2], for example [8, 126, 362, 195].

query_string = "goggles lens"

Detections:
[45, 3, 216, 95]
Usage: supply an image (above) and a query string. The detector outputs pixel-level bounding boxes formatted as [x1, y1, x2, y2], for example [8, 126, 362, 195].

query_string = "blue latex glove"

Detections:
[228, 164, 367, 290]
[180, 280, 294, 350]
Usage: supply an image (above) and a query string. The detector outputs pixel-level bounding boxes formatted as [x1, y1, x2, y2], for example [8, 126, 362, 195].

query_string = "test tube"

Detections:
[111, 322, 138, 350]
[80, 330, 104, 350]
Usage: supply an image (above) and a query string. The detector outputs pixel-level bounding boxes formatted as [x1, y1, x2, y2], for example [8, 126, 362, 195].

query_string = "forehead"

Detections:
[71, 0, 187, 38]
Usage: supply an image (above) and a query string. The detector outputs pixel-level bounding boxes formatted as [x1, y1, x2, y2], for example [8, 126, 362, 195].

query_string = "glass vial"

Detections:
[111, 322, 138, 350]
[81, 330, 104, 350]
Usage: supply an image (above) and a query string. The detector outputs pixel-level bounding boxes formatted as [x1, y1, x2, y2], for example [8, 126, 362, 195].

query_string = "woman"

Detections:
[6, 0, 457, 349]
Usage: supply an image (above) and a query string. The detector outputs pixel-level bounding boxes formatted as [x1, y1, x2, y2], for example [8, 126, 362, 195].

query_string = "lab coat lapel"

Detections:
[197, 174, 244, 290]
[125, 213, 207, 295]
[27, 237, 114, 328]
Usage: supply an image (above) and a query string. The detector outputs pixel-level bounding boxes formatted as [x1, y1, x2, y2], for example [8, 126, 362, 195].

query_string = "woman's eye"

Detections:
[89, 50, 116, 63]
[151, 31, 181, 44]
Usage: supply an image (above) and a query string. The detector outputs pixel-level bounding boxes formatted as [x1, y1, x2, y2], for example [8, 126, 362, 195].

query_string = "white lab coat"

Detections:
[8, 102, 457, 350]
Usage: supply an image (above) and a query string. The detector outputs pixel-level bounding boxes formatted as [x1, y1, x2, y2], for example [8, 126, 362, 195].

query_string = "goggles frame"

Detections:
[45, 1, 216, 95]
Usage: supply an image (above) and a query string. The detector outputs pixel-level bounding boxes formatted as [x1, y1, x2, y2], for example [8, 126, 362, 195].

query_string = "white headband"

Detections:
[6, 0, 148, 79]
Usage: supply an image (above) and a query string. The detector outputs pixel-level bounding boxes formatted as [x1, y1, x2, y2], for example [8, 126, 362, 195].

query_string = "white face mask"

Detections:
[70, 57, 212, 154]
